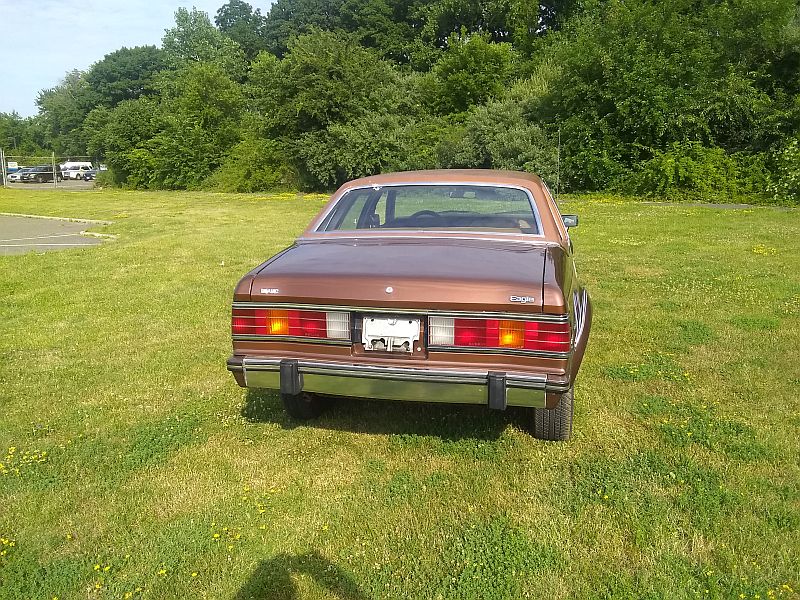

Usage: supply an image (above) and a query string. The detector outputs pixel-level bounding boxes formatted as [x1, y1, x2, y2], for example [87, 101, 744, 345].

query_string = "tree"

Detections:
[248, 30, 401, 137]
[215, 0, 269, 60]
[93, 97, 166, 185]
[162, 7, 247, 80]
[527, 0, 798, 192]
[0, 112, 48, 156]
[147, 63, 245, 189]
[36, 70, 96, 155]
[85, 46, 167, 108]
[427, 33, 516, 115]
[262, 0, 345, 57]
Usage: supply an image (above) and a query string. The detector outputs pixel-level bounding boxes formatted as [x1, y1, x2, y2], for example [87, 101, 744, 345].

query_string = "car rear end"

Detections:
[228, 299, 586, 409]
[227, 239, 591, 440]
[226, 172, 591, 439]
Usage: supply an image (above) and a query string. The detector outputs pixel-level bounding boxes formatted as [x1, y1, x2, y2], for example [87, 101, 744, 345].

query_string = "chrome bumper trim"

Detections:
[236, 357, 561, 408]
[232, 335, 350, 345]
[231, 302, 569, 323]
[428, 345, 570, 359]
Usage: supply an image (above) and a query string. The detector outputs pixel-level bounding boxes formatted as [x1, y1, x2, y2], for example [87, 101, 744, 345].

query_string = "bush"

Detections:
[624, 142, 771, 202]
[203, 138, 298, 192]
[768, 137, 800, 204]
[93, 169, 117, 188]
[450, 98, 558, 186]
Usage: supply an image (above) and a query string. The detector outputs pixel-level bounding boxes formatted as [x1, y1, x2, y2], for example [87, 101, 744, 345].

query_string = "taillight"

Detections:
[232, 308, 350, 340]
[232, 308, 267, 336]
[429, 317, 570, 353]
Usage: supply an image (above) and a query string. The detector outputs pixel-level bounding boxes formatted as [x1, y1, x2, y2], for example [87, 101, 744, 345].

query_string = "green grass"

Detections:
[1, 188, 799, 599]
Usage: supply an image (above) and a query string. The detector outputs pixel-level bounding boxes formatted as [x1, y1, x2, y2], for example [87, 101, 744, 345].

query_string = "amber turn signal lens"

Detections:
[266, 309, 289, 335]
[498, 320, 525, 348]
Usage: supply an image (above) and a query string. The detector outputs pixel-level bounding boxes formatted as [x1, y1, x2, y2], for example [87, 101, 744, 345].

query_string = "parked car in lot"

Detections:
[21, 165, 63, 183]
[63, 164, 94, 180]
[7, 167, 32, 183]
[81, 169, 97, 181]
[227, 170, 592, 440]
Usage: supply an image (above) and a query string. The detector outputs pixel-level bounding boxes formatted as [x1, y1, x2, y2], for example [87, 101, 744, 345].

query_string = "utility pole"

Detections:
[1, 148, 6, 187]
[556, 127, 561, 201]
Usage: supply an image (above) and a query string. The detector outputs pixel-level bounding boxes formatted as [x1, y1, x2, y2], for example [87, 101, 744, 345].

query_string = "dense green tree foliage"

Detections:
[162, 7, 247, 79]
[11, 0, 800, 202]
[0, 112, 48, 156]
[84, 46, 167, 108]
[215, 0, 270, 60]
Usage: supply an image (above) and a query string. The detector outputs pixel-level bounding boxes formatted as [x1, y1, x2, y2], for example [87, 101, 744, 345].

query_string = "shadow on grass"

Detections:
[242, 389, 520, 441]
[234, 551, 368, 600]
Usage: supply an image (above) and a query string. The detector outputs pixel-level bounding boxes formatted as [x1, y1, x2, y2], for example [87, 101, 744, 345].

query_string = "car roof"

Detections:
[338, 169, 545, 189]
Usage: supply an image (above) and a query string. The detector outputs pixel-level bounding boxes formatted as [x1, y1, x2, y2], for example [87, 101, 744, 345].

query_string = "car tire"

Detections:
[35, 175, 43, 183]
[281, 391, 325, 420]
[532, 387, 573, 441]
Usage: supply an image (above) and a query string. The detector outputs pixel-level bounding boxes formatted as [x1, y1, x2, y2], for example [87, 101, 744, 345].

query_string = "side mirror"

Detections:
[562, 214, 579, 229]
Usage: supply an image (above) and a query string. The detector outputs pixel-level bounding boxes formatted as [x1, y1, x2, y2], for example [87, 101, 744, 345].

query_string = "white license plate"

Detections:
[362, 316, 421, 352]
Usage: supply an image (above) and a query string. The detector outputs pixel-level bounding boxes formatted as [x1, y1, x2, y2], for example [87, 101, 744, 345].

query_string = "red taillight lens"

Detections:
[524, 321, 571, 352]
[232, 307, 267, 335]
[433, 317, 570, 353]
[288, 310, 327, 338]
[232, 308, 349, 340]
[453, 319, 489, 346]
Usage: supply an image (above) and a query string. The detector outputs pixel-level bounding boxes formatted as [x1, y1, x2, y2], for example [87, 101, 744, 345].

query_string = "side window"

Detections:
[333, 192, 369, 230]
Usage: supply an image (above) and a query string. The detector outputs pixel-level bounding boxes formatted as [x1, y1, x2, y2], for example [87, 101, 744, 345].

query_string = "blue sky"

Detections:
[0, 0, 265, 117]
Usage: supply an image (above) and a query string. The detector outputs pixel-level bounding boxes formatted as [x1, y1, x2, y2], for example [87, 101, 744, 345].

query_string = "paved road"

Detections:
[0, 215, 105, 255]
[4, 179, 95, 191]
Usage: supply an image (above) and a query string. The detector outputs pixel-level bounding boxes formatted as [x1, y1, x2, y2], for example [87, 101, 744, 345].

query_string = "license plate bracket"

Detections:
[362, 315, 421, 353]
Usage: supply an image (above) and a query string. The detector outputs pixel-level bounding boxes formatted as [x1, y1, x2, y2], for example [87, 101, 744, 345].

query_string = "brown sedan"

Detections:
[227, 170, 591, 440]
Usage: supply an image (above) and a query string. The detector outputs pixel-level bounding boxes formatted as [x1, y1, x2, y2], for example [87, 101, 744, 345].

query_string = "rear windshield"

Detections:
[317, 184, 540, 234]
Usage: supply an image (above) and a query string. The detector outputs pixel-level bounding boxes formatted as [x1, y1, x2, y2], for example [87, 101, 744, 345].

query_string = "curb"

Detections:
[80, 231, 117, 240]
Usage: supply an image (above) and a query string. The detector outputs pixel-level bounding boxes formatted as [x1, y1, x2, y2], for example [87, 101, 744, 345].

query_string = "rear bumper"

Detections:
[227, 356, 571, 409]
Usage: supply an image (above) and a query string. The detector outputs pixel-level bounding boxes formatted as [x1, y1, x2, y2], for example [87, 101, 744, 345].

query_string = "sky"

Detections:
[0, 0, 260, 117]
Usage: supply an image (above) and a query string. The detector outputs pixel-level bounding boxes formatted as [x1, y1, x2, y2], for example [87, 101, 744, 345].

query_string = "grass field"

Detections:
[0, 187, 798, 600]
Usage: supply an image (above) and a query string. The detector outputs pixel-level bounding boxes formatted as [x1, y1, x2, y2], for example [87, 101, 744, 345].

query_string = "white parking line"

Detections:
[0, 233, 86, 242]
[0, 243, 98, 247]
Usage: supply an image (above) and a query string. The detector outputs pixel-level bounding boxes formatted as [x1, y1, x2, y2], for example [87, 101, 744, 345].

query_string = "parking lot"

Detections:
[0, 214, 107, 255]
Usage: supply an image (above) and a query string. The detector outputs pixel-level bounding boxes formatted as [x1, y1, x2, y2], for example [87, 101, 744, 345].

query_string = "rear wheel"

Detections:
[281, 391, 325, 420]
[532, 387, 573, 441]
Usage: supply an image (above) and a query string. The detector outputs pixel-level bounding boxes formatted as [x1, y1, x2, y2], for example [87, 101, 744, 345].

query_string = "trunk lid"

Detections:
[249, 238, 547, 313]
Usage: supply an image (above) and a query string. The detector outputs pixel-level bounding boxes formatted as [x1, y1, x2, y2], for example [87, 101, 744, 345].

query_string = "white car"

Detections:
[64, 165, 94, 180]
[8, 168, 32, 183]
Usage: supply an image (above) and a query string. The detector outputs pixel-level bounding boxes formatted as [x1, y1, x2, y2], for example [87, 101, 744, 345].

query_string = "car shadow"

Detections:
[241, 389, 523, 441]
[234, 551, 368, 600]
